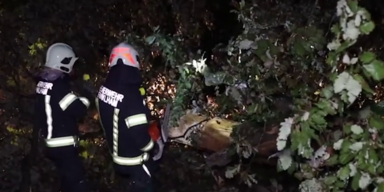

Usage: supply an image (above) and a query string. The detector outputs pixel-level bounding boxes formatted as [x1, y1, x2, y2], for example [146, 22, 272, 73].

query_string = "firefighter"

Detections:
[96, 42, 155, 191]
[33, 43, 90, 192]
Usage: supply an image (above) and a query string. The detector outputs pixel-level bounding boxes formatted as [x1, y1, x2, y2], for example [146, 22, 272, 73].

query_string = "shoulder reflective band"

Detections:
[125, 113, 148, 128]
[45, 136, 76, 147]
[59, 93, 77, 111]
[112, 152, 150, 166]
[79, 97, 90, 108]
[141, 139, 154, 152]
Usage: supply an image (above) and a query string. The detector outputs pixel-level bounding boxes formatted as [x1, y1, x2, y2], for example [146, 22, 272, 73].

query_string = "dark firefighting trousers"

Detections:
[96, 97, 156, 192]
[106, 123, 156, 192]
[45, 144, 88, 192]
[115, 158, 155, 192]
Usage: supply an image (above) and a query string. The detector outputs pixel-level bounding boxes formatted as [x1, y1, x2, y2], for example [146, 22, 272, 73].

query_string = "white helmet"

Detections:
[45, 43, 78, 73]
[108, 42, 140, 69]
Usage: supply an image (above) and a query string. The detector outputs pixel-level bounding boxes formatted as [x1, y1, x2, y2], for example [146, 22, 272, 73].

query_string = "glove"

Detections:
[139, 87, 145, 96]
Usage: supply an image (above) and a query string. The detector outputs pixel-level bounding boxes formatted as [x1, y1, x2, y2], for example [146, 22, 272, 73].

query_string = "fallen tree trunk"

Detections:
[166, 112, 280, 158]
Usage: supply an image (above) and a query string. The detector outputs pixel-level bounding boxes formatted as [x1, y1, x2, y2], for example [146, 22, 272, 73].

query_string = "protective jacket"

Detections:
[96, 63, 154, 170]
[34, 75, 90, 147]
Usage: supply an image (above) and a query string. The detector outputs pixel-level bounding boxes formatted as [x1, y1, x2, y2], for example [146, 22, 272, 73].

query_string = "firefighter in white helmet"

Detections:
[33, 43, 90, 192]
[96, 42, 155, 191]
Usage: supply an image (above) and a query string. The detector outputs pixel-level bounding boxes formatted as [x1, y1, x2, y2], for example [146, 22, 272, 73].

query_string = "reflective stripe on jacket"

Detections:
[45, 136, 78, 147]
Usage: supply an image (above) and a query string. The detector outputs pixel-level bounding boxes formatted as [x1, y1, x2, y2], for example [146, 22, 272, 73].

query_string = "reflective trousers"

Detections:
[115, 158, 156, 192]
[46, 146, 89, 192]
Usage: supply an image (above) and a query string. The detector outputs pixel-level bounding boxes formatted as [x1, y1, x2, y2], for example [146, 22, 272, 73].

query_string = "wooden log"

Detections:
[167, 113, 280, 158]
[167, 113, 238, 151]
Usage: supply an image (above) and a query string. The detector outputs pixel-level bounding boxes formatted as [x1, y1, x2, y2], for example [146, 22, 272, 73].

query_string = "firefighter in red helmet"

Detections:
[95, 42, 155, 191]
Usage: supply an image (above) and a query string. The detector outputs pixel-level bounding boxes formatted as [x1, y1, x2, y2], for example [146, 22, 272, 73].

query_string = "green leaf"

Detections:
[315, 99, 336, 115]
[145, 36, 157, 45]
[347, 0, 359, 13]
[339, 153, 354, 165]
[301, 123, 320, 142]
[367, 163, 376, 175]
[360, 21, 375, 35]
[326, 52, 338, 66]
[335, 180, 346, 188]
[321, 85, 334, 99]
[368, 148, 379, 164]
[337, 166, 351, 180]
[184, 82, 192, 89]
[376, 183, 384, 192]
[357, 161, 369, 171]
[343, 124, 352, 135]
[331, 24, 341, 34]
[341, 139, 352, 153]
[308, 112, 327, 130]
[358, 8, 371, 20]
[247, 104, 258, 114]
[377, 165, 384, 174]
[290, 131, 301, 151]
[326, 155, 339, 166]
[324, 175, 337, 185]
[340, 91, 349, 103]
[369, 114, 384, 130]
[330, 72, 338, 82]
[363, 60, 384, 81]
[353, 74, 374, 93]
[336, 41, 355, 53]
[359, 52, 376, 64]
[287, 162, 297, 174]
[351, 172, 361, 191]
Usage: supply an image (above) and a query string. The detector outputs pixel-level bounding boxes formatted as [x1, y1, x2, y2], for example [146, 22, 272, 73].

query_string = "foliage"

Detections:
[277, 1, 384, 191]
[146, 0, 384, 191]
[180, 0, 384, 191]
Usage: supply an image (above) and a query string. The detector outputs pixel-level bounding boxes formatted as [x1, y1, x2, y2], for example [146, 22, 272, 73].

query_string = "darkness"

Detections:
[150, 0, 242, 66]
[199, 0, 242, 63]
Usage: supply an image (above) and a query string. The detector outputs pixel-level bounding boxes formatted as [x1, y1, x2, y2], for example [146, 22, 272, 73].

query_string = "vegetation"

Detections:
[2, 0, 384, 191]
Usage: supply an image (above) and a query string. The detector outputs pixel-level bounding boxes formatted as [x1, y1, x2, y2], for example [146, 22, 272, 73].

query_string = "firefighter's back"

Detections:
[97, 81, 150, 159]
[35, 77, 79, 140]
[97, 42, 155, 192]
[33, 42, 90, 192]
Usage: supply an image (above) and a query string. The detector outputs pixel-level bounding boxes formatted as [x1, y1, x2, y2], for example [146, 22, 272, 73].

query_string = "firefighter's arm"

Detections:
[58, 92, 90, 118]
[125, 111, 154, 153]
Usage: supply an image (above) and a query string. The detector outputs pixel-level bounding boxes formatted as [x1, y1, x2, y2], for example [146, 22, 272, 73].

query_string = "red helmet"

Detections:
[108, 42, 140, 69]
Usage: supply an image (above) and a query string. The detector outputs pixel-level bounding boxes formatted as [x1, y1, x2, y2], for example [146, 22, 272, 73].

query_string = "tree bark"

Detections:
[167, 113, 279, 157]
